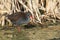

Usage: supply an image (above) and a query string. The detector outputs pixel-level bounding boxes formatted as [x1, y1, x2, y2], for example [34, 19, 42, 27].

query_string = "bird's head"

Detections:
[26, 12, 33, 22]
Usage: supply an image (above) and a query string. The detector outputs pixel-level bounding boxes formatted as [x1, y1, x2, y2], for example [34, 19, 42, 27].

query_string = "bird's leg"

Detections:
[16, 26, 21, 32]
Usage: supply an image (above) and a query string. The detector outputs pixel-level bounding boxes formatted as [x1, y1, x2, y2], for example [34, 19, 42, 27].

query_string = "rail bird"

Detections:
[7, 11, 33, 32]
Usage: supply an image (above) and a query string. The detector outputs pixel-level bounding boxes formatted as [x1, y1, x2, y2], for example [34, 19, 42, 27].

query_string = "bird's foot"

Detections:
[17, 26, 21, 33]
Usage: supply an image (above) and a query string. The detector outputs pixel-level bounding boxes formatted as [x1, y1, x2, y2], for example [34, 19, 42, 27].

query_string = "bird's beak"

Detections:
[30, 15, 33, 22]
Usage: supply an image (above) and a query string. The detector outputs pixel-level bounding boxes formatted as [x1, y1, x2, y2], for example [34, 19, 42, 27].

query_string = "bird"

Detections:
[7, 11, 33, 32]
